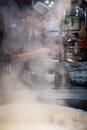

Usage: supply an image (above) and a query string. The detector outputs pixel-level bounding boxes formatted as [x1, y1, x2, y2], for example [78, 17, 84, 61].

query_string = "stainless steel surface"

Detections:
[35, 89, 87, 100]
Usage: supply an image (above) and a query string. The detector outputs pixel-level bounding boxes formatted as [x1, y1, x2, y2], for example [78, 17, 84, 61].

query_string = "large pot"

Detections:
[0, 103, 87, 130]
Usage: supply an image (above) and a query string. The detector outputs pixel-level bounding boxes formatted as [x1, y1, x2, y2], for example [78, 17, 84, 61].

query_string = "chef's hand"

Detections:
[36, 48, 51, 58]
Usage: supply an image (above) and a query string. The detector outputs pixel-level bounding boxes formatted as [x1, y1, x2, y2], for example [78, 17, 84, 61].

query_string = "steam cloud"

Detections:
[0, 0, 71, 104]
[1, 1, 85, 130]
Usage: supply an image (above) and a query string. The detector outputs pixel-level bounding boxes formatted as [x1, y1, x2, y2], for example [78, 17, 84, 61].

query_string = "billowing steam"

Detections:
[0, 63, 38, 104]
[0, 0, 71, 103]
[1, 1, 86, 130]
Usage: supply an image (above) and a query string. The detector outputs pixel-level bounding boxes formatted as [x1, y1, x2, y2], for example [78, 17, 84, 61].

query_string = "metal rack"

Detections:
[65, 41, 87, 61]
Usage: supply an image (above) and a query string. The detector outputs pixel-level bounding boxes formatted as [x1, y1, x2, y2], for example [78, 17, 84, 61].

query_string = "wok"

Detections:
[0, 103, 87, 130]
